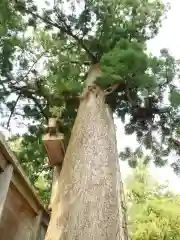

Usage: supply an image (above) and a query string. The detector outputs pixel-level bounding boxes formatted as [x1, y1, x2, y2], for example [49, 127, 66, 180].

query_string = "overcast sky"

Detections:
[1, 0, 180, 191]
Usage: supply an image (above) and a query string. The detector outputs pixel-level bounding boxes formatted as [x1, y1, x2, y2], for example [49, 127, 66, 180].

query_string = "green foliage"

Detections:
[0, 2, 26, 69]
[8, 131, 52, 204]
[100, 40, 154, 88]
[170, 89, 180, 108]
[126, 161, 180, 239]
[0, 0, 180, 198]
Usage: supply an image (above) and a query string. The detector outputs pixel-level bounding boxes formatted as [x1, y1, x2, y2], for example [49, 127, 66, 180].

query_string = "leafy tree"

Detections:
[126, 161, 180, 240]
[2, 0, 179, 176]
[9, 135, 52, 204]
[0, 0, 26, 111]
[0, 0, 180, 238]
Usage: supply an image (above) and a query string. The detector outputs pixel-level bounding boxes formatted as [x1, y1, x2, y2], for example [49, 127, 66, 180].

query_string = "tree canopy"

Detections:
[0, 0, 180, 199]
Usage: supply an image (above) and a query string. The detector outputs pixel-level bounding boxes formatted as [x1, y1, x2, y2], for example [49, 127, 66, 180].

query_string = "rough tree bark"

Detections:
[45, 64, 129, 240]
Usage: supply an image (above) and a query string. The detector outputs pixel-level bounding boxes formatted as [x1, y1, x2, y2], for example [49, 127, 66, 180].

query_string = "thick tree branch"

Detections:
[104, 81, 137, 107]
[30, 95, 49, 121]
[70, 60, 91, 66]
[25, 9, 97, 62]
[11, 51, 46, 85]
[10, 85, 49, 120]
[59, 60, 91, 66]
[7, 94, 21, 129]
[104, 83, 120, 96]
[171, 138, 180, 147]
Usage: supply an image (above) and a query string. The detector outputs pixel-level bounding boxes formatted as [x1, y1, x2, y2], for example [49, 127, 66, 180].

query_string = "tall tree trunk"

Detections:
[45, 64, 129, 240]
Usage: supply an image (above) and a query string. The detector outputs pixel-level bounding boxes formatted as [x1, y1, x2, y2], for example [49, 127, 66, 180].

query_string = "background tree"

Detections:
[126, 160, 180, 240]
[9, 135, 52, 204]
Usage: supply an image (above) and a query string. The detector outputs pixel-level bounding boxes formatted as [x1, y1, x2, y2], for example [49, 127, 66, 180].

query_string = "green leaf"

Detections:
[170, 89, 180, 108]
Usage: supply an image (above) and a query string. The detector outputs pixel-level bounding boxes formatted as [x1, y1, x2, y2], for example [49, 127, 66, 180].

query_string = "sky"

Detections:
[1, 0, 180, 191]
[147, 0, 180, 59]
